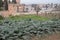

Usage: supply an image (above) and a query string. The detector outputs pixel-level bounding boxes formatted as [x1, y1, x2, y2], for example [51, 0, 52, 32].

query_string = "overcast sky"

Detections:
[20, 0, 60, 4]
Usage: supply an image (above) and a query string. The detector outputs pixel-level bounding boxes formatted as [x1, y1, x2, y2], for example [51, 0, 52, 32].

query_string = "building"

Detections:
[1, 0, 25, 17]
[0, 0, 60, 17]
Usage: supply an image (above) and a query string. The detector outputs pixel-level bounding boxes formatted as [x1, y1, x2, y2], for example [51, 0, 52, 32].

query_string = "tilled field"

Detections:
[0, 19, 60, 40]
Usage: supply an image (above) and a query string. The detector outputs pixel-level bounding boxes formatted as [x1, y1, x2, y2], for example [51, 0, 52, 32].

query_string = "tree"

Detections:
[12, 0, 16, 3]
[45, 4, 48, 10]
[0, 0, 2, 10]
[4, 0, 8, 10]
[0, 0, 2, 7]
[34, 5, 41, 15]
[54, 4, 58, 8]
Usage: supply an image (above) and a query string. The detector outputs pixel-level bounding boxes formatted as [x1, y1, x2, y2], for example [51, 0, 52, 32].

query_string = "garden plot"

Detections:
[0, 19, 60, 40]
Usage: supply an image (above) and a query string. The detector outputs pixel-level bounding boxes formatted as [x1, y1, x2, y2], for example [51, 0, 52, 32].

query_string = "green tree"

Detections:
[4, 0, 8, 10]
[0, 0, 2, 7]
[0, 0, 2, 10]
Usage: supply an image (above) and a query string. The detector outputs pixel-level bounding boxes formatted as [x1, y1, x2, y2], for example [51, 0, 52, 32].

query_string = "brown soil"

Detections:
[31, 33, 60, 40]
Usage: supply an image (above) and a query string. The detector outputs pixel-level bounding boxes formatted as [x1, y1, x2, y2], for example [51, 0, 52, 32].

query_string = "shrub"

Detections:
[0, 15, 4, 20]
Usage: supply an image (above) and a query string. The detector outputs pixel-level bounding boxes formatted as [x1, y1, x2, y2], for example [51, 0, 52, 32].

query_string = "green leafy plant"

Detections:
[0, 19, 60, 40]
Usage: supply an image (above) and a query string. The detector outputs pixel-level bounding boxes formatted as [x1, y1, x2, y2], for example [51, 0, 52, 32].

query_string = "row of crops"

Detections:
[0, 19, 60, 40]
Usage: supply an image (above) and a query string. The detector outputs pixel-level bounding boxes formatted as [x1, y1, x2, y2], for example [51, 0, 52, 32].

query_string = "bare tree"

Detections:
[34, 5, 41, 15]
[54, 4, 58, 8]
[45, 4, 48, 10]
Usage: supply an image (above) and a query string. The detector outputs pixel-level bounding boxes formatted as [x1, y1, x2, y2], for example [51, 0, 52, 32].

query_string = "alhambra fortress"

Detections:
[0, 0, 60, 18]
[1, 0, 24, 17]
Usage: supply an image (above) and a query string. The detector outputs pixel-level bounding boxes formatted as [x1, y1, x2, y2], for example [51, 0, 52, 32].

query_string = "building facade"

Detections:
[1, 0, 25, 17]
[0, 0, 60, 17]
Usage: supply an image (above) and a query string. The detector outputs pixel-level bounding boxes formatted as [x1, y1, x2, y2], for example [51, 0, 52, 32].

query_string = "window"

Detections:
[12, 0, 16, 3]
[8, 0, 12, 3]
[8, 0, 16, 3]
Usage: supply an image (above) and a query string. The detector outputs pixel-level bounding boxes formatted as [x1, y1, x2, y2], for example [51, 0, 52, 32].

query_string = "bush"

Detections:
[0, 15, 4, 20]
[51, 18, 59, 21]
[0, 8, 3, 11]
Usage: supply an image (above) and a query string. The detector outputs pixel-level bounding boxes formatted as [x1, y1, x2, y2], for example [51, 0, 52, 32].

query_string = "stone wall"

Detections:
[0, 11, 10, 17]
[0, 4, 24, 17]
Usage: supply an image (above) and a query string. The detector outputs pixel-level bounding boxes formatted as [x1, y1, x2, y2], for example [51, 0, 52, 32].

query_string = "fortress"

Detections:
[1, 0, 24, 17]
[0, 0, 60, 18]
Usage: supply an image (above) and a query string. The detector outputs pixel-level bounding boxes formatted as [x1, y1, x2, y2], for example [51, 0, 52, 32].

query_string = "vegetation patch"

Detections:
[0, 15, 4, 20]
[0, 18, 60, 40]
[9, 15, 49, 21]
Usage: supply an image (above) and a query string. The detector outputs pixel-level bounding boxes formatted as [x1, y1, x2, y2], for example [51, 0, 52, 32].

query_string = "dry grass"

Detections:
[39, 13, 60, 19]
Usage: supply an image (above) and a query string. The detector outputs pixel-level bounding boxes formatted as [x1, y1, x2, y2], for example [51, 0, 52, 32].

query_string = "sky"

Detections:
[20, 0, 60, 4]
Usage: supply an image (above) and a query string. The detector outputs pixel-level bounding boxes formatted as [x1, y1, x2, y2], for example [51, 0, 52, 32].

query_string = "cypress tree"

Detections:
[0, 0, 2, 7]
[4, 0, 8, 10]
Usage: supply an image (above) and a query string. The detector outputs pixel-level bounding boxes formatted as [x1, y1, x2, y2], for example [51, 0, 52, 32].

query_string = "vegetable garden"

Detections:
[0, 18, 60, 40]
